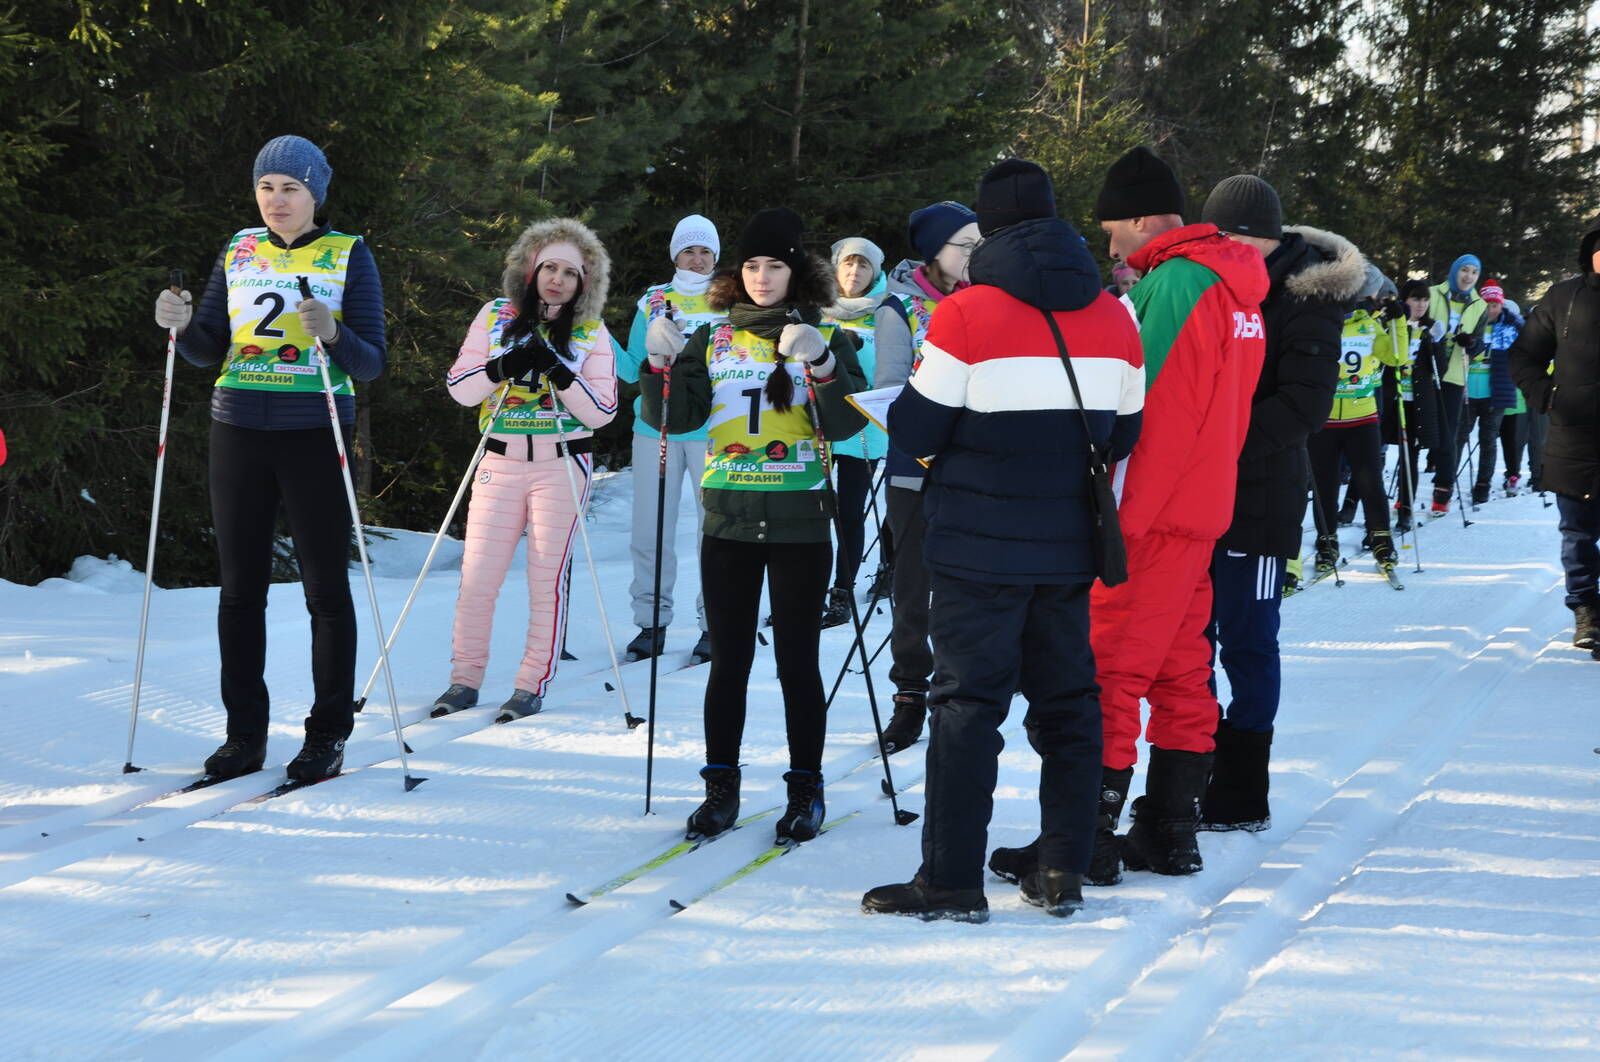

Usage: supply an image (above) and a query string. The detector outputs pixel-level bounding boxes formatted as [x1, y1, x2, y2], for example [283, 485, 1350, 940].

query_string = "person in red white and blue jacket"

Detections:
[863, 159, 1144, 922]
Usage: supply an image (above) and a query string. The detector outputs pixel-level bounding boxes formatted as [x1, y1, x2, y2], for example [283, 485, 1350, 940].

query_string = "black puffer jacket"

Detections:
[1510, 222, 1600, 501]
[1217, 226, 1363, 558]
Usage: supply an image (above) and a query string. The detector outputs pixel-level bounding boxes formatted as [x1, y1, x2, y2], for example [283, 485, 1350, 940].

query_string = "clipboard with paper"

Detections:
[845, 385, 932, 468]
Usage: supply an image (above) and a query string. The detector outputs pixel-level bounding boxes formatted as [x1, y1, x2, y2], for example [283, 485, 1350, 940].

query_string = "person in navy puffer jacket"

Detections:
[862, 160, 1144, 922]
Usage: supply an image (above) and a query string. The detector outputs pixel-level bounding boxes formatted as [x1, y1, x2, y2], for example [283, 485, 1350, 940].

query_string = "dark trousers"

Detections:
[1557, 494, 1600, 610]
[1309, 423, 1390, 534]
[919, 573, 1102, 888]
[1391, 402, 1424, 510]
[832, 456, 878, 590]
[1527, 413, 1549, 487]
[1433, 382, 1466, 492]
[1458, 397, 1504, 491]
[1499, 412, 1525, 479]
[1207, 546, 1284, 733]
[885, 486, 933, 695]
[210, 420, 357, 741]
[700, 534, 831, 772]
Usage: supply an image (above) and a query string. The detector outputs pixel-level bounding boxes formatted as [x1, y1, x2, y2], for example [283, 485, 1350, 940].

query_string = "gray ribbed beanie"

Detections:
[1201, 174, 1282, 240]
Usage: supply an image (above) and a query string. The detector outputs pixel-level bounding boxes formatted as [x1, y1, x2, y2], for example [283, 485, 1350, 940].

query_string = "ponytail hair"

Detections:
[766, 359, 796, 412]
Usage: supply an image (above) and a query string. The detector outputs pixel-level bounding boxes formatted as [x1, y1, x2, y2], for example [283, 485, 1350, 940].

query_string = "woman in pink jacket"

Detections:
[432, 219, 619, 723]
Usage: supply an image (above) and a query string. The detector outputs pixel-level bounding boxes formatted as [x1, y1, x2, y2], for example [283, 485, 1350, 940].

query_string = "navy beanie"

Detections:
[975, 158, 1057, 236]
[253, 135, 333, 206]
[908, 201, 977, 262]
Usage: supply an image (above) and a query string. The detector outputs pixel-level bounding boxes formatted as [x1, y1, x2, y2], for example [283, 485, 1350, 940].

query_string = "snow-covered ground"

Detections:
[1, 468, 1595, 1059]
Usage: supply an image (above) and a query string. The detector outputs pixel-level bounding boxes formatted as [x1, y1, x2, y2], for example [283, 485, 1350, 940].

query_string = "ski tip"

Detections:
[353, 697, 367, 713]
[668, 899, 688, 912]
[565, 892, 588, 906]
[756, 632, 769, 646]
[403, 742, 414, 755]
[625, 714, 646, 730]
[121, 762, 143, 774]
[404, 775, 427, 792]
[895, 810, 921, 826]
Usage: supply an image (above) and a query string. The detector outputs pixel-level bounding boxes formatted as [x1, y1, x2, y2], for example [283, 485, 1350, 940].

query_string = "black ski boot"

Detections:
[775, 769, 825, 843]
[867, 561, 894, 603]
[1472, 482, 1490, 506]
[203, 735, 267, 780]
[1371, 530, 1399, 571]
[686, 765, 740, 839]
[1199, 723, 1272, 832]
[286, 729, 345, 783]
[1314, 533, 1340, 573]
[861, 876, 988, 922]
[429, 683, 478, 718]
[689, 630, 712, 666]
[1394, 505, 1414, 534]
[879, 691, 926, 754]
[1337, 493, 1358, 527]
[1020, 868, 1085, 917]
[820, 587, 851, 630]
[1574, 604, 1599, 651]
[1121, 747, 1210, 876]
[1086, 767, 1135, 886]
[624, 625, 667, 662]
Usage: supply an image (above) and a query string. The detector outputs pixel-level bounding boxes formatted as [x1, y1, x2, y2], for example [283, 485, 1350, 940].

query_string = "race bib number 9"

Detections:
[1336, 333, 1378, 399]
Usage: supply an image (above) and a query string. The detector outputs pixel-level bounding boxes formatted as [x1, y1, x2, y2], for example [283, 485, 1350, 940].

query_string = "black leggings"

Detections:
[701, 534, 832, 772]
[832, 456, 879, 590]
[210, 420, 357, 741]
[1500, 412, 1526, 478]
[1309, 423, 1390, 534]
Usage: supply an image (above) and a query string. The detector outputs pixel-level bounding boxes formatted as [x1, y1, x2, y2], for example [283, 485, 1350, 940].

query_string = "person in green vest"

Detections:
[153, 135, 387, 783]
[640, 207, 867, 846]
[1426, 254, 1489, 513]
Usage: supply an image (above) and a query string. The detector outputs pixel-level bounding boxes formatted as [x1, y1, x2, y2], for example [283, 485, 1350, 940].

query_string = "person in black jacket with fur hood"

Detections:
[1195, 175, 1364, 831]
[1510, 218, 1600, 654]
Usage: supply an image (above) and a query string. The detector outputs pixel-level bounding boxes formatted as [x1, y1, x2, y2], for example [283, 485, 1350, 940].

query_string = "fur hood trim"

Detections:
[502, 217, 611, 321]
[1283, 225, 1366, 302]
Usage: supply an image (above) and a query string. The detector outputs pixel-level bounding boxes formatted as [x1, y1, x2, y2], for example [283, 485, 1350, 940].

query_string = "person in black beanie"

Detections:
[862, 159, 1143, 921]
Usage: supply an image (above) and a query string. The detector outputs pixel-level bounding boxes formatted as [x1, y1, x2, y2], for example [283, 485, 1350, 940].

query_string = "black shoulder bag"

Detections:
[1039, 308, 1129, 587]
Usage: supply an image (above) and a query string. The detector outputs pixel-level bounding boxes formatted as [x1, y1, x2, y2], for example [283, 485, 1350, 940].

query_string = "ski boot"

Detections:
[820, 587, 851, 630]
[1394, 505, 1414, 535]
[861, 876, 988, 922]
[686, 765, 741, 839]
[494, 689, 542, 724]
[203, 735, 267, 781]
[624, 626, 667, 662]
[689, 630, 712, 667]
[1574, 604, 1599, 651]
[1337, 493, 1358, 527]
[775, 769, 825, 843]
[1504, 473, 1520, 497]
[1371, 530, 1399, 571]
[1431, 486, 1452, 516]
[1020, 868, 1085, 918]
[866, 560, 894, 603]
[1200, 723, 1272, 833]
[1121, 747, 1210, 876]
[286, 728, 345, 783]
[1314, 533, 1340, 574]
[1471, 482, 1490, 506]
[879, 691, 926, 754]
[429, 683, 478, 718]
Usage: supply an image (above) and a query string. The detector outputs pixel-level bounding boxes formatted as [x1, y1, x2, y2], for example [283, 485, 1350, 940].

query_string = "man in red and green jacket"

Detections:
[1088, 146, 1268, 881]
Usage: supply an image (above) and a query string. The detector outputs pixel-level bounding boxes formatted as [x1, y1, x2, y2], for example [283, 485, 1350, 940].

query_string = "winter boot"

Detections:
[203, 735, 267, 780]
[1574, 604, 1599, 651]
[286, 728, 345, 783]
[429, 683, 478, 718]
[988, 838, 1037, 885]
[624, 625, 667, 662]
[1020, 868, 1085, 918]
[1371, 530, 1399, 571]
[867, 560, 894, 603]
[689, 630, 713, 666]
[1086, 767, 1135, 886]
[1199, 723, 1272, 832]
[1472, 482, 1490, 506]
[1314, 533, 1340, 573]
[686, 765, 741, 839]
[861, 876, 988, 922]
[774, 769, 825, 843]
[879, 691, 926, 754]
[1394, 505, 1414, 534]
[1504, 473, 1520, 497]
[820, 587, 852, 630]
[494, 689, 542, 724]
[1431, 486, 1452, 515]
[1121, 747, 1211, 876]
[1337, 492, 1358, 527]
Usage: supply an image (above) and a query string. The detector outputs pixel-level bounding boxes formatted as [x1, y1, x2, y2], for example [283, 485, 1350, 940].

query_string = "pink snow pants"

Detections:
[449, 450, 590, 695]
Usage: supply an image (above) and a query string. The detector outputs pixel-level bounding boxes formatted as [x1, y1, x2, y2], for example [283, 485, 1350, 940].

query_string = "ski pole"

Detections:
[354, 385, 508, 712]
[1393, 336, 1424, 573]
[822, 576, 892, 710]
[124, 269, 184, 774]
[1454, 435, 1477, 527]
[859, 461, 889, 565]
[792, 328, 915, 826]
[298, 277, 422, 792]
[1306, 452, 1344, 588]
[640, 305, 682, 814]
[549, 393, 645, 734]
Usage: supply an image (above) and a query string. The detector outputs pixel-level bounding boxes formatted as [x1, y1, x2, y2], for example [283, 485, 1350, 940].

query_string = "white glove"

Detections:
[154, 288, 192, 332]
[779, 323, 834, 376]
[1428, 319, 1447, 343]
[645, 315, 686, 369]
[296, 297, 340, 343]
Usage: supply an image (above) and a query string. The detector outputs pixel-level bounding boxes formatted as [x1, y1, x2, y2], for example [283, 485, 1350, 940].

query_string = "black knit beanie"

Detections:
[975, 158, 1057, 235]
[1095, 146, 1185, 221]
[1201, 174, 1283, 240]
[738, 207, 806, 272]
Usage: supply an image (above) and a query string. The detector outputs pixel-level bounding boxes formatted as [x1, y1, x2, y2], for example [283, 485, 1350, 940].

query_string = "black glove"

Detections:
[488, 335, 568, 384]
[1379, 301, 1404, 323]
[1418, 314, 1435, 330]
[1452, 332, 1477, 353]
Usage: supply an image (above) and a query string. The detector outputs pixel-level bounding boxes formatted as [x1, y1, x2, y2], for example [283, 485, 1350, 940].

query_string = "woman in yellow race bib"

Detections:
[640, 207, 866, 846]
[152, 135, 387, 784]
[436, 220, 619, 723]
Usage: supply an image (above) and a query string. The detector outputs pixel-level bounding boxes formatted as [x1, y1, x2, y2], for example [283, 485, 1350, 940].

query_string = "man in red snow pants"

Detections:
[1091, 146, 1267, 879]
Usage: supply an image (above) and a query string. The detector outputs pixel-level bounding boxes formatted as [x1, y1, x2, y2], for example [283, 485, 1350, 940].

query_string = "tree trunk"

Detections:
[790, 0, 809, 170]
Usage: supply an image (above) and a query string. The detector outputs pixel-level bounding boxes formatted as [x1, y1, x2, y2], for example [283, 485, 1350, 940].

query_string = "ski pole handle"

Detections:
[298, 275, 314, 302]
[169, 269, 183, 295]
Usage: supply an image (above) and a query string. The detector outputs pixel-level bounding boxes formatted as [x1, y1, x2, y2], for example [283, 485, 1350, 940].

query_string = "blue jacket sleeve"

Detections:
[175, 250, 230, 368]
[325, 240, 386, 382]
[616, 303, 649, 384]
